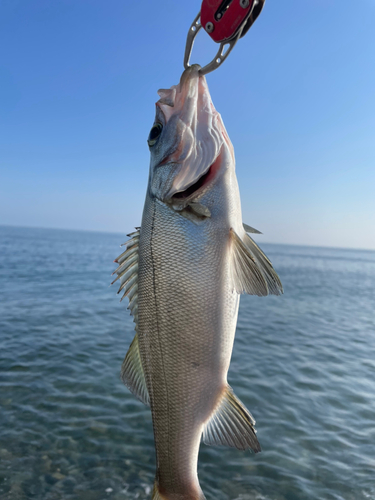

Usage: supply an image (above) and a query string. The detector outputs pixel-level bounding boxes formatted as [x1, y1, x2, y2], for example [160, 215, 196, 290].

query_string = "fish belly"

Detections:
[137, 196, 238, 497]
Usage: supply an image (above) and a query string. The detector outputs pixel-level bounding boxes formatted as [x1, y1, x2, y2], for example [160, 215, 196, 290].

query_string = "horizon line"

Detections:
[1, 223, 374, 253]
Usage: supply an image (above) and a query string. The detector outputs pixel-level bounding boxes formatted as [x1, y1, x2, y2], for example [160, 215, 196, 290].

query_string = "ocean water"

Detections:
[0, 225, 374, 500]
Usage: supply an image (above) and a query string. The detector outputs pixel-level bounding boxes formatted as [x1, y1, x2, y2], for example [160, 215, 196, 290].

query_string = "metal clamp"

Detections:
[184, 13, 242, 76]
[184, 0, 265, 76]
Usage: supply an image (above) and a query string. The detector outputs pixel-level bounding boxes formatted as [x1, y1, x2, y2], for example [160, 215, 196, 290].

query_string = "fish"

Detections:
[113, 64, 283, 500]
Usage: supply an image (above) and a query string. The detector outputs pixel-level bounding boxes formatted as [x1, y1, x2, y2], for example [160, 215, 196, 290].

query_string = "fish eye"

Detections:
[147, 123, 163, 147]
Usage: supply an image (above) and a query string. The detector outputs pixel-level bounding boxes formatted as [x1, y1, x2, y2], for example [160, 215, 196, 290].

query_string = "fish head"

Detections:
[147, 65, 235, 210]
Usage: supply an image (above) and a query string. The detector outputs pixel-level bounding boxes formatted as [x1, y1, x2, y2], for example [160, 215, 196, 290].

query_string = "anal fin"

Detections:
[203, 385, 261, 453]
[121, 333, 150, 406]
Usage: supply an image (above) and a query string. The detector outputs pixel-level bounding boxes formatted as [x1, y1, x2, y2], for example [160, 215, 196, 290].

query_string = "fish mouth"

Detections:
[171, 166, 212, 200]
[170, 149, 222, 202]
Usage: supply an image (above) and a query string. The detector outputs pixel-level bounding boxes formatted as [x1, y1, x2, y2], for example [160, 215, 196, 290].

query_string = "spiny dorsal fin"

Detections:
[121, 333, 150, 406]
[113, 228, 149, 406]
[113, 228, 140, 315]
[243, 222, 262, 234]
[230, 228, 283, 296]
[202, 385, 261, 453]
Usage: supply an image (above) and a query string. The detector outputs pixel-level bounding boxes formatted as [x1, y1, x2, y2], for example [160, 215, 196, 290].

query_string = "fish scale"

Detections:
[138, 197, 235, 498]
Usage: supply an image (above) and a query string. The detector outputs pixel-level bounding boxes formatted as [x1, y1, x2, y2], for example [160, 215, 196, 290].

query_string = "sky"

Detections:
[1, 0, 374, 250]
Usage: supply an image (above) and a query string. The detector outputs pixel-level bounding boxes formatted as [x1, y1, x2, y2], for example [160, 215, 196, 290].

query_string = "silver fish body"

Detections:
[114, 65, 283, 500]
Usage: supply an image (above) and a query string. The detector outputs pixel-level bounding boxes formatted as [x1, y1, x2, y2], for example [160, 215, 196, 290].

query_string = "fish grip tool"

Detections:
[184, 0, 265, 76]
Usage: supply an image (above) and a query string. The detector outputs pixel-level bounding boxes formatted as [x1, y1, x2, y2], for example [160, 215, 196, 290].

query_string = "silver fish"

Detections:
[114, 65, 283, 500]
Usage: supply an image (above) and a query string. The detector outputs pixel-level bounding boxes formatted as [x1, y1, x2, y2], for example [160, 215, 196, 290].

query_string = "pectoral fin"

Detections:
[203, 385, 261, 452]
[121, 333, 150, 406]
[230, 228, 283, 296]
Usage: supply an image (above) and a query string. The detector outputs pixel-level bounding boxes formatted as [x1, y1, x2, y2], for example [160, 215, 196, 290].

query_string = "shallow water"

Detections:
[0, 225, 374, 500]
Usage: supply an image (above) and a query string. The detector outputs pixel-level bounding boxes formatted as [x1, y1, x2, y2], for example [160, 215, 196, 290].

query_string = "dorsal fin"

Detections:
[202, 385, 261, 452]
[230, 228, 283, 296]
[113, 228, 150, 406]
[121, 333, 149, 406]
[113, 228, 140, 315]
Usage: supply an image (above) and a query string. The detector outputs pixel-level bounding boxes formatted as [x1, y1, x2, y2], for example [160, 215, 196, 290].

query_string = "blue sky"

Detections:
[1, 0, 374, 249]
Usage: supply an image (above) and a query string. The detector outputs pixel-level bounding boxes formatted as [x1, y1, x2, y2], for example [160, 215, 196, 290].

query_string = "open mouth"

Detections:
[171, 150, 222, 201]
[171, 166, 212, 200]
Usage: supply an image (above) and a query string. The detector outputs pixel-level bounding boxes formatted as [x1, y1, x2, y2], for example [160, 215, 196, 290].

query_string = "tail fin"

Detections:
[152, 481, 206, 500]
[152, 482, 165, 500]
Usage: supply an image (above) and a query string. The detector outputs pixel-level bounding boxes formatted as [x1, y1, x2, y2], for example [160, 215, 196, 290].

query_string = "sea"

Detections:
[0, 225, 374, 500]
